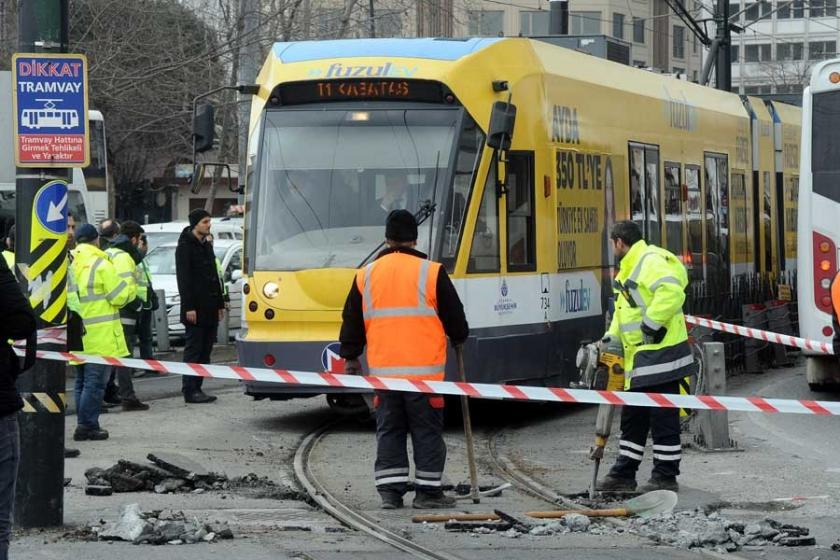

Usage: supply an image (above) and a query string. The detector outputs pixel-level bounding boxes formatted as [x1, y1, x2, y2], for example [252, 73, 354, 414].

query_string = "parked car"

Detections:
[144, 217, 243, 251]
[144, 239, 243, 339]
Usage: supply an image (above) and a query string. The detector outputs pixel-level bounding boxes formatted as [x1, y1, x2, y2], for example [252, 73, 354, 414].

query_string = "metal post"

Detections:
[14, 0, 69, 528]
[368, 0, 376, 37]
[152, 289, 170, 353]
[714, 0, 732, 91]
[455, 346, 480, 504]
[237, 0, 260, 204]
[694, 342, 734, 450]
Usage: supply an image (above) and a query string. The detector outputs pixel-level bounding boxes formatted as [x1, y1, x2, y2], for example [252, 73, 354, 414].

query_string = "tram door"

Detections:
[628, 143, 662, 245]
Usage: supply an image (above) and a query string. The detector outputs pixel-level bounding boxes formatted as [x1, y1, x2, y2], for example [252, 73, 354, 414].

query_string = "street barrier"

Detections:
[684, 315, 834, 356]
[12, 345, 840, 417]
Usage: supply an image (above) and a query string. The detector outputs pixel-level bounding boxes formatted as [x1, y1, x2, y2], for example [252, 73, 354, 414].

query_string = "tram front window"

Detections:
[254, 108, 460, 271]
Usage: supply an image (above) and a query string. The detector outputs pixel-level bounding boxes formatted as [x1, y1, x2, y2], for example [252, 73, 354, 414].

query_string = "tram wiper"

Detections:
[356, 200, 437, 268]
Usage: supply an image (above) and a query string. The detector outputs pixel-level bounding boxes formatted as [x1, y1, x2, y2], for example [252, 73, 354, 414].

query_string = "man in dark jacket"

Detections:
[176, 209, 224, 403]
[0, 254, 36, 558]
[339, 210, 469, 510]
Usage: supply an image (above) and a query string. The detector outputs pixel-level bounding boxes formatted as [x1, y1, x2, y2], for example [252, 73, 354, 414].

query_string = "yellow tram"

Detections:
[226, 37, 800, 407]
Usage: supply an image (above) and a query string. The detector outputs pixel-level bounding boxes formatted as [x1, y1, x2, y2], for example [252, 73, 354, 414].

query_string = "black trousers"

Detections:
[182, 323, 216, 396]
[137, 309, 154, 360]
[374, 391, 446, 497]
[609, 379, 682, 480]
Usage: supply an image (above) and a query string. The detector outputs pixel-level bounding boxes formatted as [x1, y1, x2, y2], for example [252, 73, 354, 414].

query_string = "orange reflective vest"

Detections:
[356, 252, 447, 381]
[832, 270, 840, 325]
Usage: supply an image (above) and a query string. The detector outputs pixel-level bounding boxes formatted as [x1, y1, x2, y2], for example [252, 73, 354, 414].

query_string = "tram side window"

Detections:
[664, 163, 683, 258]
[704, 153, 729, 284]
[628, 143, 661, 244]
[685, 165, 702, 280]
[440, 117, 485, 272]
[731, 171, 747, 267]
[763, 170, 772, 271]
[506, 153, 536, 272]
[467, 166, 500, 273]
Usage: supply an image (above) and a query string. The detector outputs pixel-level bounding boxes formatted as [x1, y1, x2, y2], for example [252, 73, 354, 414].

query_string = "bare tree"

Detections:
[760, 57, 813, 94]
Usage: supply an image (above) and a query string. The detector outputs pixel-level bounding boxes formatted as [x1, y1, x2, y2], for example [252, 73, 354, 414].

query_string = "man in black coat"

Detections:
[0, 254, 36, 558]
[176, 209, 224, 403]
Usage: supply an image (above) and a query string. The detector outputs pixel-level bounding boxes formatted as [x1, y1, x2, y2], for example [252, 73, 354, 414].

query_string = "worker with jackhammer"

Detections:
[597, 220, 694, 493]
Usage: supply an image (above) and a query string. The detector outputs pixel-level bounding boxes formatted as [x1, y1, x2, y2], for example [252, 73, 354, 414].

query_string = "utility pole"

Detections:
[368, 0, 376, 37]
[714, 0, 732, 91]
[15, 0, 70, 528]
[237, 0, 260, 205]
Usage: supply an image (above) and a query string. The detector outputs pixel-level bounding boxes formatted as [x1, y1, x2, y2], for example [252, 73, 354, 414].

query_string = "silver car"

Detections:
[144, 239, 243, 339]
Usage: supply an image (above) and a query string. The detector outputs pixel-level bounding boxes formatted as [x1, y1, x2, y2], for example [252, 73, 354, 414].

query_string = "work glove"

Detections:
[344, 358, 363, 376]
[641, 322, 667, 345]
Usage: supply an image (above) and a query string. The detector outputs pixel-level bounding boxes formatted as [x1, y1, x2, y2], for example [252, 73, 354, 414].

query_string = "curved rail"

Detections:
[294, 420, 462, 560]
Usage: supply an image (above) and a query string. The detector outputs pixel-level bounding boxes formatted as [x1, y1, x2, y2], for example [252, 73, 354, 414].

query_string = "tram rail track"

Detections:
[293, 419, 463, 560]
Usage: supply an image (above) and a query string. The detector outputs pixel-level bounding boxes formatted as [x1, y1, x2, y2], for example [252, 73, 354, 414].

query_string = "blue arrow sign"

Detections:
[34, 180, 68, 235]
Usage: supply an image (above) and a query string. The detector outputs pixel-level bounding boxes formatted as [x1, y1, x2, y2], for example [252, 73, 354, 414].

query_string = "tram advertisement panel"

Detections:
[552, 104, 607, 272]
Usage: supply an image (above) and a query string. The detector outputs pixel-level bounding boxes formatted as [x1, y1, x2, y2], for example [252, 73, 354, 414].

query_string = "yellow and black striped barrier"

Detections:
[19, 392, 65, 414]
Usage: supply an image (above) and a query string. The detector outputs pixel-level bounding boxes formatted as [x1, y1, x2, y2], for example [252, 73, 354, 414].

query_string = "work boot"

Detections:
[184, 391, 218, 404]
[121, 398, 150, 411]
[64, 447, 80, 458]
[380, 492, 403, 510]
[412, 493, 456, 509]
[103, 390, 121, 406]
[596, 475, 637, 492]
[638, 476, 679, 492]
[73, 427, 109, 441]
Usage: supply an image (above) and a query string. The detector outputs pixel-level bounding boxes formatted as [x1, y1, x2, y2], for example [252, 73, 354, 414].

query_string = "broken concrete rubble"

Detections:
[87, 504, 235, 546]
[82, 456, 303, 501]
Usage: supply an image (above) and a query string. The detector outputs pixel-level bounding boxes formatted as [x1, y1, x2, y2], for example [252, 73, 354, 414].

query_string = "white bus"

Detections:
[83, 110, 110, 224]
[797, 59, 840, 391]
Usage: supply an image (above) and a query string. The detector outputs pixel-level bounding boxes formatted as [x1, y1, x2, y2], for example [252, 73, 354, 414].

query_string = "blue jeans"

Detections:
[74, 363, 110, 430]
[0, 414, 19, 560]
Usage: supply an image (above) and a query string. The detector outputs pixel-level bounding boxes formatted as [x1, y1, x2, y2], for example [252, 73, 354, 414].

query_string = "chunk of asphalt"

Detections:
[85, 485, 113, 496]
[147, 453, 209, 479]
[494, 509, 537, 532]
[779, 536, 816, 547]
[445, 521, 512, 532]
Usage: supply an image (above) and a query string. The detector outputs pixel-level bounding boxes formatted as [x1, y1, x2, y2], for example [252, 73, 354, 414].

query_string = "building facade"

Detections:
[307, 0, 704, 77]
[730, 0, 838, 95]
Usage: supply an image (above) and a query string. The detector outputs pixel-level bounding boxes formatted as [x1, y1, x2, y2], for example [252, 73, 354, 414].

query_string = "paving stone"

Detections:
[84, 485, 113, 496]
[147, 452, 209, 479]
[100, 504, 149, 542]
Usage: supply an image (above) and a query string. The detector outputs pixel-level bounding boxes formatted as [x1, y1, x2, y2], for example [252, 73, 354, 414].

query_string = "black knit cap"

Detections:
[385, 209, 417, 242]
[189, 208, 211, 228]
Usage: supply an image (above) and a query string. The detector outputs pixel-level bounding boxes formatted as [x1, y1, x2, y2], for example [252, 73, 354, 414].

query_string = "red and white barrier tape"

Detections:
[684, 315, 834, 356]
[14, 347, 840, 417]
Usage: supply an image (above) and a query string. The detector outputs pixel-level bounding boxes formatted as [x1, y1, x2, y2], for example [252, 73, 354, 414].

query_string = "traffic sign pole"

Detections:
[14, 0, 73, 529]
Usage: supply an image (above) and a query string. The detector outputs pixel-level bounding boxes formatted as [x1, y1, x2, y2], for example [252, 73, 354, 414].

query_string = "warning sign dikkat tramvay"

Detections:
[12, 53, 89, 168]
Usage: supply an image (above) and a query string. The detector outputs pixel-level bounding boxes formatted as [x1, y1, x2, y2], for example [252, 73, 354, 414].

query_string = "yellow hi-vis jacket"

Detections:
[71, 243, 133, 357]
[105, 246, 139, 326]
[2, 251, 13, 270]
[606, 240, 694, 390]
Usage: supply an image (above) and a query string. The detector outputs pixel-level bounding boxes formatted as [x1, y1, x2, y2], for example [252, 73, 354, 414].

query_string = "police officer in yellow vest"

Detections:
[103, 220, 149, 411]
[598, 220, 693, 493]
[70, 224, 135, 441]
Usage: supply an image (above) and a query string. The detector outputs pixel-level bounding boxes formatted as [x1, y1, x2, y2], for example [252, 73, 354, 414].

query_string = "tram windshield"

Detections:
[253, 107, 462, 271]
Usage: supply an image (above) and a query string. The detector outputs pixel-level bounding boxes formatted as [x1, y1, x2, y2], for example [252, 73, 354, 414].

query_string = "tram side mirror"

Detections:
[191, 162, 235, 195]
[486, 101, 516, 150]
[193, 104, 216, 154]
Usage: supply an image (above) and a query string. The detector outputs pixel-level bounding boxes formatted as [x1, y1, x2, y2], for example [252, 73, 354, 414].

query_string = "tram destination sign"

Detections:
[12, 53, 90, 167]
[278, 79, 443, 105]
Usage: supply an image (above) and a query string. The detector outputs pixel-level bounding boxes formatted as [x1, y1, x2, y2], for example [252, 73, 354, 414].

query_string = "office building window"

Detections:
[744, 85, 772, 94]
[731, 45, 739, 61]
[613, 13, 625, 39]
[673, 66, 686, 75]
[776, 84, 804, 94]
[745, 43, 771, 62]
[468, 10, 504, 36]
[809, 40, 836, 60]
[673, 25, 685, 58]
[520, 10, 550, 35]
[777, 42, 804, 60]
[569, 11, 601, 34]
[777, 0, 805, 18]
[633, 17, 645, 43]
[745, 2, 759, 19]
[810, 0, 837, 16]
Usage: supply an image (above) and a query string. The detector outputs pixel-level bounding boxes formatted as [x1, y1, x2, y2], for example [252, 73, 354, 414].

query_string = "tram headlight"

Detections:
[831, 72, 840, 84]
[263, 281, 280, 299]
[822, 278, 832, 289]
[820, 259, 832, 272]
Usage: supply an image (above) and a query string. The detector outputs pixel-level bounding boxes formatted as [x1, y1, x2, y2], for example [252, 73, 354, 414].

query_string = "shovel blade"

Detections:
[625, 490, 678, 518]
